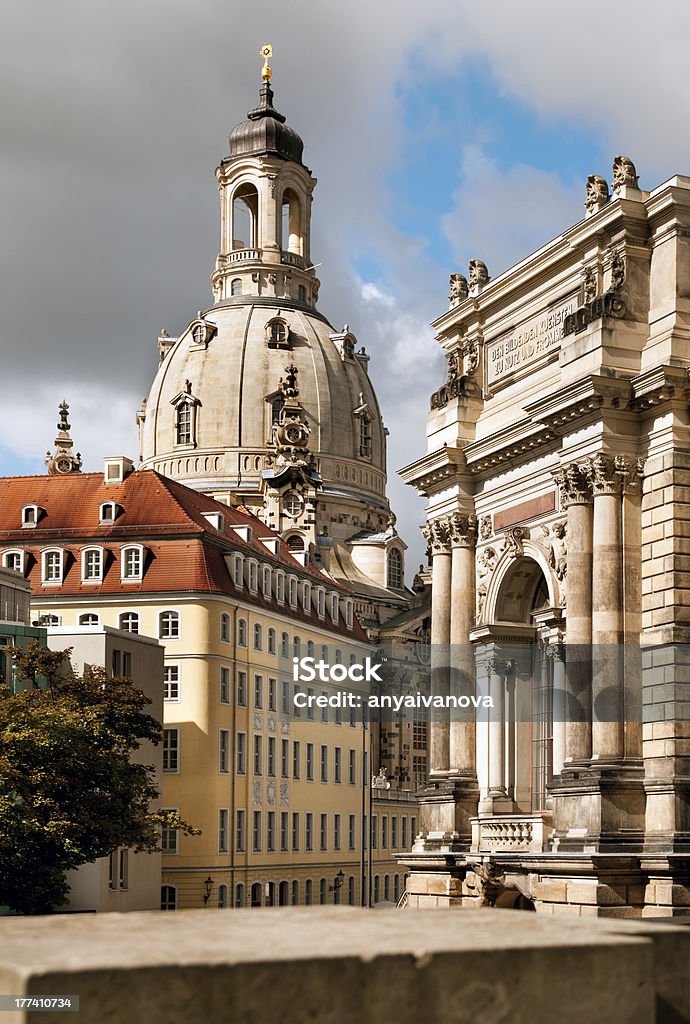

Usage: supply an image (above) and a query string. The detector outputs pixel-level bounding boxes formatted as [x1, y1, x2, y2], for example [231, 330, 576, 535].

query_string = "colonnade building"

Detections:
[400, 159, 690, 916]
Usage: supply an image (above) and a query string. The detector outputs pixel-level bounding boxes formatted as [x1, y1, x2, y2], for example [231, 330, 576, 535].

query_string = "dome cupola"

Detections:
[229, 81, 305, 166]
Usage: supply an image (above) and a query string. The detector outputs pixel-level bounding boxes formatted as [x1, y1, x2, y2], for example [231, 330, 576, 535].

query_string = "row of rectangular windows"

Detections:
[161, 808, 417, 856]
[164, 730, 362, 783]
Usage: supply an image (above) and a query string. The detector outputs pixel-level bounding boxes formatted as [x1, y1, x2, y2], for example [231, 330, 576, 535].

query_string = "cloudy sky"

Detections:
[2, 0, 690, 568]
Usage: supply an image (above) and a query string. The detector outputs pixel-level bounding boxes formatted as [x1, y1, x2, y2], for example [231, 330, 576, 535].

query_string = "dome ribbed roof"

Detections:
[228, 82, 304, 165]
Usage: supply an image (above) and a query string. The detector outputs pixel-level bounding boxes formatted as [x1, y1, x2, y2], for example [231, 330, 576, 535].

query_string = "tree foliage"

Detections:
[0, 641, 198, 914]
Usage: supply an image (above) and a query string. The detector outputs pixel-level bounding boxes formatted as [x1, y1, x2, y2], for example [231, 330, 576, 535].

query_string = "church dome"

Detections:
[139, 300, 388, 510]
[228, 82, 304, 166]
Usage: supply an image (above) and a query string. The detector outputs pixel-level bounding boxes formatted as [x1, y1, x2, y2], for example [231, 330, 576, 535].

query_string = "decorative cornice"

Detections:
[399, 446, 468, 497]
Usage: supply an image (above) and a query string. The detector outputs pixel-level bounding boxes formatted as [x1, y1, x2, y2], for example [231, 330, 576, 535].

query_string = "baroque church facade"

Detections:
[401, 157, 690, 916]
[137, 57, 409, 632]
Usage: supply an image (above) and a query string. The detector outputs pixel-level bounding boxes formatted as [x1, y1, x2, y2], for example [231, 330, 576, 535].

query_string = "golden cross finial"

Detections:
[260, 44, 273, 82]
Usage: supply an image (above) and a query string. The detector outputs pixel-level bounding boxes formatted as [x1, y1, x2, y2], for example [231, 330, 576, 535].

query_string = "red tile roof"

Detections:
[0, 470, 366, 642]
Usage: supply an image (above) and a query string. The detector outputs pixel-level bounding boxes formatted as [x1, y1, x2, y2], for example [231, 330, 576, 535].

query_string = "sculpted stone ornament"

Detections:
[582, 266, 598, 305]
[585, 174, 610, 214]
[581, 453, 622, 495]
[504, 526, 526, 557]
[446, 350, 461, 382]
[449, 273, 469, 306]
[479, 515, 492, 541]
[421, 517, 452, 555]
[463, 339, 480, 375]
[45, 400, 83, 476]
[476, 546, 499, 622]
[612, 155, 639, 193]
[615, 454, 645, 493]
[609, 248, 626, 290]
[468, 259, 490, 292]
[553, 463, 592, 507]
[449, 512, 478, 548]
[279, 363, 300, 399]
[546, 522, 567, 581]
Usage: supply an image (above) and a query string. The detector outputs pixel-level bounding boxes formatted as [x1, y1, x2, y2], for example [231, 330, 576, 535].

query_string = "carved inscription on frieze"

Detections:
[486, 297, 576, 389]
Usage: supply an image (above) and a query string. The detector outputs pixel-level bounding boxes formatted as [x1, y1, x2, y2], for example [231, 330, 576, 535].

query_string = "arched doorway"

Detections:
[476, 548, 563, 817]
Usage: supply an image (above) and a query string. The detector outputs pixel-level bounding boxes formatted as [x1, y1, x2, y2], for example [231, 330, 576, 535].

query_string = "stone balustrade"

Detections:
[471, 813, 552, 853]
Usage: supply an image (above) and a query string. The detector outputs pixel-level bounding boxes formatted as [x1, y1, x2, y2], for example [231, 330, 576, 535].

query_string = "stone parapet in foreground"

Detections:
[1, 907, 689, 1023]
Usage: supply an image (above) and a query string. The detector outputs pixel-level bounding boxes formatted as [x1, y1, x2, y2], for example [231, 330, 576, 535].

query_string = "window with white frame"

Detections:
[219, 730, 230, 773]
[345, 600, 354, 628]
[237, 618, 247, 647]
[253, 623, 263, 651]
[99, 502, 120, 524]
[321, 644, 329, 662]
[164, 665, 180, 701]
[275, 571, 285, 603]
[218, 808, 229, 853]
[236, 732, 246, 774]
[232, 554, 244, 587]
[288, 576, 297, 607]
[235, 809, 246, 852]
[121, 545, 144, 581]
[42, 549, 64, 584]
[220, 612, 231, 642]
[163, 729, 179, 771]
[315, 588, 325, 618]
[37, 613, 61, 626]
[2, 550, 24, 574]
[330, 593, 339, 622]
[160, 810, 178, 855]
[237, 670, 247, 706]
[262, 564, 272, 598]
[21, 505, 41, 528]
[307, 640, 314, 659]
[247, 560, 258, 592]
[267, 628, 276, 655]
[254, 674, 263, 709]
[81, 547, 104, 583]
[281, 631, 289, 658]
[119, 611, 139, 633]
[159, 610, 180, 639]
[293, 636, 301, 659]
[302, 582, 311, 612]
[220, 666, 231, 704]
[78, 613, 99, 627]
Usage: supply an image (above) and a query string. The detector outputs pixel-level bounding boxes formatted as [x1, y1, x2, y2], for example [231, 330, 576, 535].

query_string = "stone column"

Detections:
[422, 517, 452, 775]
[589, 454, 625, 760]
[549, 641, 567, 778]
[449, 512, 477, 772]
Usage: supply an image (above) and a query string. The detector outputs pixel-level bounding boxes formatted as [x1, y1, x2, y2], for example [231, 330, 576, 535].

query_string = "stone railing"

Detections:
[280, 250, 307, 269]
[2, 907, 690, 1022]
[226, 248, 262, 264]
[471, 813, 552, 853]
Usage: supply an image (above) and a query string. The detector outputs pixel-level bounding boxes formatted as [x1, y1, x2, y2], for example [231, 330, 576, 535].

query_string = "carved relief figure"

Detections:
[610, 249, 626, 290]
[585, 174, 610, 213]
[582, 266, 597, 304]
[476, 546, 498, 622]
[612, 155, 639, 193]
[449, 273, 469, 306]
[468, 259, 490, 291]
[546, 521, 567, 581]
[464, 339, 479, 375]
[479, 515, 492, 541]
[446, 350, 460, 382]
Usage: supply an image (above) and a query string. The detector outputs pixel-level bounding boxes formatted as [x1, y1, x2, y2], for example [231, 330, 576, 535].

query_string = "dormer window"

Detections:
[359, 415, 372, 459]
[189, 317, 217, 350]
[2, 550, 24, 574]
[275, 570, 285, 604]
[302, 582, 311, 613]
[171, 381, 200, 448]
[42, 548, 65, 584]
[344, 599, 354, 629]
[265, 317, 290, 349]
[121, 545, 144, 582]
[22, 505, 42, 528]
[246, 559, 258, 592]
[330, 593, 339, 622]
[315, 587, 326, 619]
[261, 564, 272, 599]
[99, 502, 121, 524]
[82, 546, 104, 583]
[288, 575, 298, 607]
[232, 553, 244, 587]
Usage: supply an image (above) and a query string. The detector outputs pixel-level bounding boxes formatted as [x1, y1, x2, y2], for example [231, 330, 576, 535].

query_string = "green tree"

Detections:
[0, 641, 198, 914]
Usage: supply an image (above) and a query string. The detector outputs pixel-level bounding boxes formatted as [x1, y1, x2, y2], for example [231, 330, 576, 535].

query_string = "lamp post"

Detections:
[329, 869, 344, 902]
[202, 875, 214, 905]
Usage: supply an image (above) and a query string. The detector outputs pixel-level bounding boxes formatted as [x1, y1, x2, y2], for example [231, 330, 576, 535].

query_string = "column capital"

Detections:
[448, 512, 478, 548]
[579, 452, 644, 496]
[616, 454, 645, 494]
[553, 462, 592, 507]
[421, 517, 452, 555]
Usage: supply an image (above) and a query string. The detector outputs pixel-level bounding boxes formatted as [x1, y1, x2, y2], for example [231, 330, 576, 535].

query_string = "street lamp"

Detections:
[329, 869, 344, 894]
[202, 875, 214, 905]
